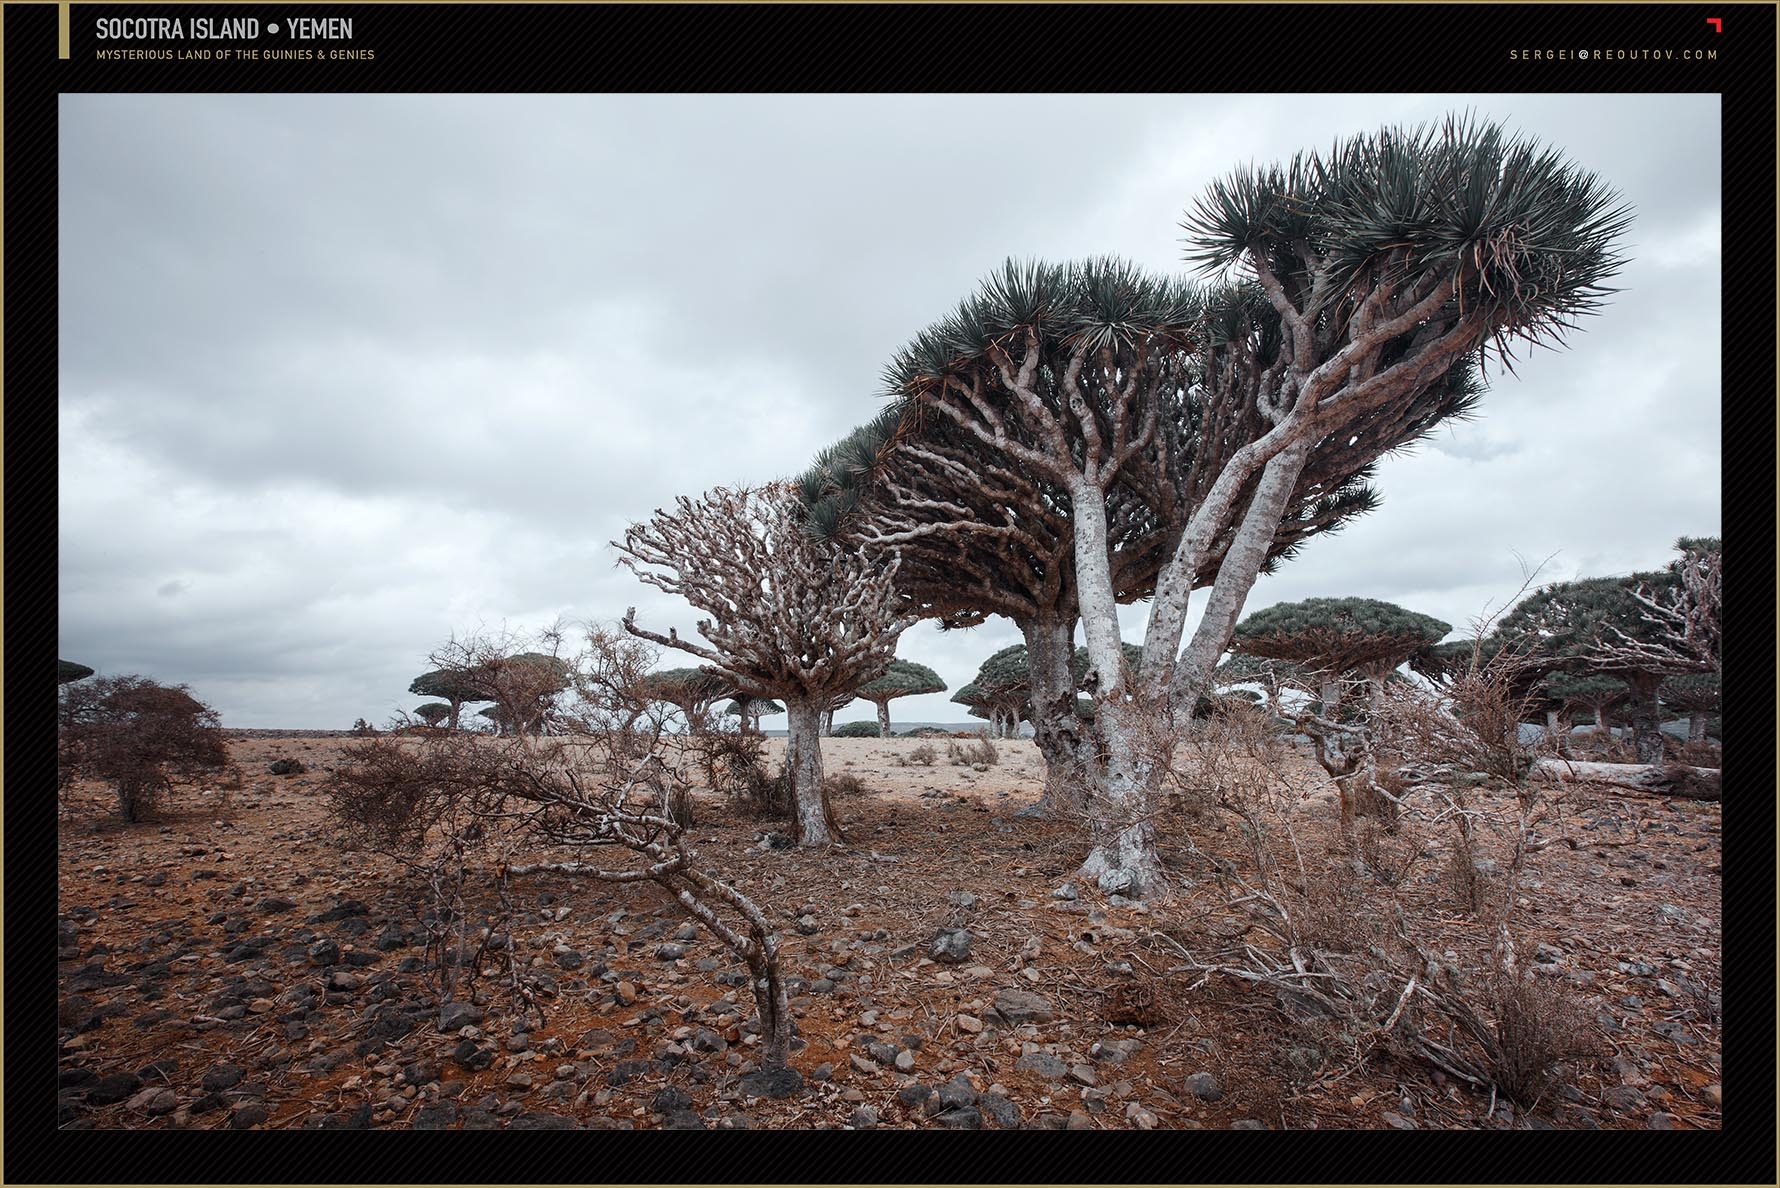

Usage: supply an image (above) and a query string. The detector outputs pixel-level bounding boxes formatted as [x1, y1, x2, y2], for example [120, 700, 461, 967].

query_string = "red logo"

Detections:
[1705, 17, 1722, 32]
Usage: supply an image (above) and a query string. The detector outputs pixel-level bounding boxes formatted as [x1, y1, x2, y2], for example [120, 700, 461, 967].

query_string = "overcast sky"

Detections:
[58, 94, 1721, 729]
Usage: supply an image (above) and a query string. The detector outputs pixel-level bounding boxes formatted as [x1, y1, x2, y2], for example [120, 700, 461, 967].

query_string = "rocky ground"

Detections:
[56, 733, 1721, 1130]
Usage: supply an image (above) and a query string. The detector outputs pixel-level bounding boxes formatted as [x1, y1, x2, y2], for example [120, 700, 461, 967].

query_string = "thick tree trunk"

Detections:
[1021, 612, 1087, 816]
[1066, 481, 1168, 896]
[1688, 712, 1708, 744]
[783, 697, 837, 847]
[876, 701, 892, 739]
[1073, 696, 1166, 897]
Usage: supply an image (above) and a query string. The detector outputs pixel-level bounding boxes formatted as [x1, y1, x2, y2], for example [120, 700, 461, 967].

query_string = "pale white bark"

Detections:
[784, 697, 833, 846]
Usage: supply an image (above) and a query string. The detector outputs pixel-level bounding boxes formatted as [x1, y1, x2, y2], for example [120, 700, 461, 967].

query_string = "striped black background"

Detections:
[12, 2, 1772, 1179]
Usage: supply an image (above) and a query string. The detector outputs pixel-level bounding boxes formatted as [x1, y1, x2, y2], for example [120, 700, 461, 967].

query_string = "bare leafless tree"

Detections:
[327, 626, 798, 1069]
[616, 483, 917, 846]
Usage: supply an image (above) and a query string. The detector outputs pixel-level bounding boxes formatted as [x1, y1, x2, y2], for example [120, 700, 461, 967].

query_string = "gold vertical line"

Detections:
[60, 0, 71, 59]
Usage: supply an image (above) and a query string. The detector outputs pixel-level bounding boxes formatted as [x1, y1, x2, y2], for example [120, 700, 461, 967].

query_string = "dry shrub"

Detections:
[908, 743, 938, 767]
[1449, 966, 1599, 1105]
[946, 732, 999, 766]
[693, 729, 788, 817]
[58, 675, 230, 822]
[824, 773, 869, 799]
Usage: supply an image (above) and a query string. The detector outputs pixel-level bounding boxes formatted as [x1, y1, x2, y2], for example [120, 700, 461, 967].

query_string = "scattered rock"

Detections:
[849, 1106, 879, 1129]
[1230, 1118, 1268, 1130]
[955, 1013, 984, 1034]
[1185, 1072, 1223, 1101]
[438, 1002, 485, 1032]
[127, 1086, 180, 1115]
[1382, 1110, 1416, 1129]
[1016, 1053, 1069, 1079]
[1603, 1085, 1647, 1112]
[1094, 869, 1134, 895]
[1702, 1083, 1721, 1109]
[936, 1106, 982, 1128]
[411, 1102, 459, 1130]
[946, 890, 979, 909]
[737, 1065, 803, 1099]
[661, 1108, 706, 1130]
[993, 987, 1055, 1024]
[980, 1092, 1022, 1128]
[85, 1073, 143, 1105]
[200, 1064, 245, 1093]
[929, 929, 973, 964]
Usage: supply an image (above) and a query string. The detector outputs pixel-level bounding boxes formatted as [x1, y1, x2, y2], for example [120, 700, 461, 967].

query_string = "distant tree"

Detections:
[635, 667, 732, 734]
[1660, 671, 1720, 744]
[1230, 597, 1452, 710]
[59, 659, 96, 684]
[58, 675, 228, 821]
[618, 484, 916, 846]
[723, 697, 785, 734]
[413, 703, 452, 728]
[830, 720, 883, 738]
[850, 659, 946, 738]
[408, 667, 492, 731]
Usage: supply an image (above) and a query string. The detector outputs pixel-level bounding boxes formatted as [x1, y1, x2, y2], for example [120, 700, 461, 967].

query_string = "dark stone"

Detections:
[310, 899, 370, 923]
[1015, 1053, 1069, 1079]
[85, 1073, 143, 1105]
[897, 1084, 935, 1109]
[606, 1059, 657, 1086]
[438, 1002, 485, 1031]
[201, 1064, 246, 1093]
[980, 1092, 1022, 1128]
[58, 1067, 97, 1089]
[652, 1086, 693, 1113]
[136, 1058, 178, 1081]
[935, 1107, 983, 1129]
[229, 1104, 270, 1129]
[928, 929, 973, 964]
[1185, 1071, 1224, 1101]
[937, 1076, 978, 1110]
[256, 897, 298, 914]
[737, 1065, 804, 1099]
[452, 1040, 494, 1071]
[460, 1107, 501, 1130]
[655, 943, 688, 961]
[506, 1112, 575, 1130]
[1230, 1119, 1268, 1130]
[661, 1109, 707, 1130]
[411, 1103, 459, 1130]
[402, 1060, 441, 1086]
[374, 925, 410, 951]
[307, 939, 341, 966]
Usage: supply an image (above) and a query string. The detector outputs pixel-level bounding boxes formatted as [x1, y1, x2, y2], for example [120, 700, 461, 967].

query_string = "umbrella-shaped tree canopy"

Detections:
[854, 658, 946, 738]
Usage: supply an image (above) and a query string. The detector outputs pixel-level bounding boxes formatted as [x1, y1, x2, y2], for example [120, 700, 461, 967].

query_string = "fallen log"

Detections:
[1529, 758, 1721, 801]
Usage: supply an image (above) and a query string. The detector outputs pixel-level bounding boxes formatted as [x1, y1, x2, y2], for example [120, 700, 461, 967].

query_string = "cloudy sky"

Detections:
[58, 94, 1721, 729]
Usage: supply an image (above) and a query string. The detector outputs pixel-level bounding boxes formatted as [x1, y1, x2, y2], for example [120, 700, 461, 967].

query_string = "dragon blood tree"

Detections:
[1230, 597, 1452, 711]
[804, 117, 1629, 895]
[853, 658, 946, 738]
[635, 667, 733, 734]
[617, 484, 915, 846]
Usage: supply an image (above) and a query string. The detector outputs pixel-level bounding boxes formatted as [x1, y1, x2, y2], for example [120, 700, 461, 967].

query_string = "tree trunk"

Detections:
[1165, 440, 1313, 710]
[747, 944, 793, 1068]
[1688, 712, 1707, 744]
[819, 707, 834, 738]
[1624, 676, 1664, 765]
[876, 701, 892, 739]
[1065, 480, 1168, 896]
[1073, 695, 1166, 897]
[783, 697, 837, 847]
[1021, 611, 1087, 816]
[1530, 759, 1720, 800]
[447, 697, 463, 731]
[1321, 680, 1343, 714]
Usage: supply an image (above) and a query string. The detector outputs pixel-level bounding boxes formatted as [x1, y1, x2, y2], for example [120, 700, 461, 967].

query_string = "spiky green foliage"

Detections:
[1232, 597, 1451, 677]
[796, 257, 1401, 627]
[830, 720, 883, 738]
[413, 703, 451, 727]
[725, 698, 784, 719]
[1184, 115, 1631, 371]
[409, 668, 493, 706]
[1491, 574, 1676, 679]
[59, 659, 96, 684]
[857, 659, 946, 702]
[636, 667, 732, 704]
